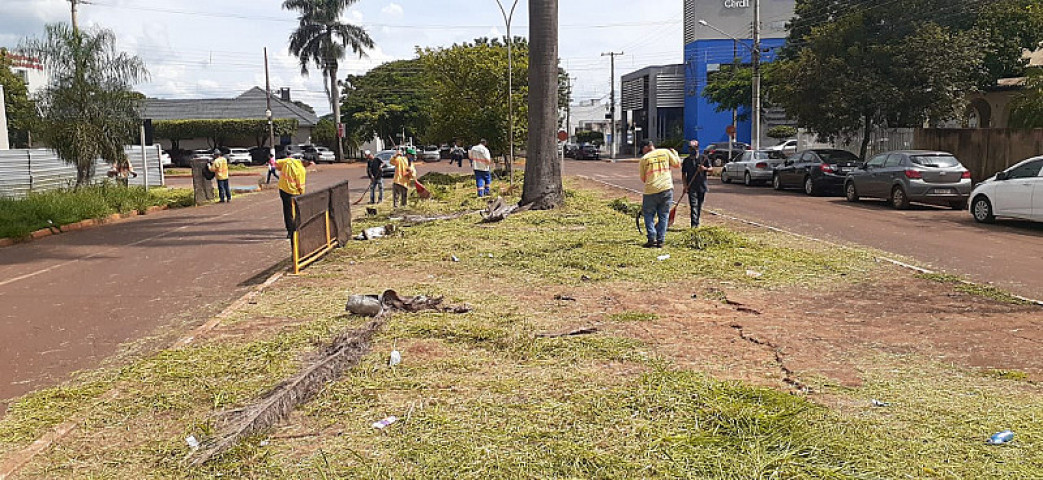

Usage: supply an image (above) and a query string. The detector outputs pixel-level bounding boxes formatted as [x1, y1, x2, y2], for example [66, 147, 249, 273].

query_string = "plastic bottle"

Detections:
[372, 416, 398, 430]
[389, 350, 402, 367]
[988, 430, 1014, 445]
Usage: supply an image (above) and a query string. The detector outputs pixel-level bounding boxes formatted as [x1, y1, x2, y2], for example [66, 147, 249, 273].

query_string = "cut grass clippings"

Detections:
[915, 272, 1034, 305]
[0, 183, 194, 239]
[3, 174, 1042, 478]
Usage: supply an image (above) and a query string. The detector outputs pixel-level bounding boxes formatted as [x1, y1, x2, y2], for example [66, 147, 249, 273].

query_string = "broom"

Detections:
[414, 180, 432, 200]
[668, 167, 703, 227]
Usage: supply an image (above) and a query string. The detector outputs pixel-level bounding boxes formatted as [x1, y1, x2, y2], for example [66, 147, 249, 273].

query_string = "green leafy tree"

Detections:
[702, 65, 758, 121]
[974, 0, 1043, 86]
[419, 38, 530, 154]
[575, 130, 603, 145]
[21, 24, 147, 186]
[0, 49, 37, 148]
[283, 0, 374, 162]
[154, 119, 298, 150]
[340, 59, 432, 147]
[773, 3, 981, 159]
[1008, 71, 1043, 128]
[312, 115, 338, 149]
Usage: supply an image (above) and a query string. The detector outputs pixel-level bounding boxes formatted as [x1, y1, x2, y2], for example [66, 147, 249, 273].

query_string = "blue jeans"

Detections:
[266, 166, 279, 184]
[369, 177, 384, 203]
[642, 190, 673, 243]
[475, 170, 491, 197]
[217, 179, 231, 202]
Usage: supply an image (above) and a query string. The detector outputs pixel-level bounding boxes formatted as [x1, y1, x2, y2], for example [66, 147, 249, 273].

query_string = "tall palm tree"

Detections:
[522, 0, 563, 209]
[283, 0, 373, 162]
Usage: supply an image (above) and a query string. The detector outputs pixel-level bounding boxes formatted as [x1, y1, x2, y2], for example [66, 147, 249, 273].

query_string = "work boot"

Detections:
[655, 241, 664, 249]
[642, 240, 657, 248]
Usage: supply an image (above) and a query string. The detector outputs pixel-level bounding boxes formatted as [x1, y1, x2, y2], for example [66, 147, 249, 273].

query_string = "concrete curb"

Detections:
[1, 206, 171, 250]
[576, 175, 1043, 308]
[0, 269, 287, 479]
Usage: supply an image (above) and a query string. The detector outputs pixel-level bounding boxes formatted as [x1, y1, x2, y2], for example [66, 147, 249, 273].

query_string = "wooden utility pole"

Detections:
[69, 0, 82, 32]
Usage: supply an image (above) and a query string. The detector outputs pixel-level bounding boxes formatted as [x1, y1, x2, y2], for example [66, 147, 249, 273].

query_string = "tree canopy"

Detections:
[21, 24, 147, 186]
[0, 49, 37, 148]
[153, 118, 299, 150]
[341, 59, 432, 147]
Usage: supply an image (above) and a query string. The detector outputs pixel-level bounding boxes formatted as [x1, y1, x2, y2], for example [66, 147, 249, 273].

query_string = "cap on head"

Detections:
[640, 140, 654, 151]
[480, 139, 488, 145]
[364, 150, 372, 156]
[407, 147, 416, 155]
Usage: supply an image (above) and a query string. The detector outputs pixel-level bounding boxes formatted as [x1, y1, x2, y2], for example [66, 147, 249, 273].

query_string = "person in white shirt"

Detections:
[469, 139, 493, 197]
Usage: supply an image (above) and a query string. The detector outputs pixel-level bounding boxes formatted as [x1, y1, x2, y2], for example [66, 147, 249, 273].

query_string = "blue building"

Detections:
[683, 0, 795, 149]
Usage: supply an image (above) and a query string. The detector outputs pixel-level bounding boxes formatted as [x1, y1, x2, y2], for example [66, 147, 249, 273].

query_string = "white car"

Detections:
[768, 139, 798, 157]
[226, 148, 252, 165]
[970, 156, 1043, 223]
[316, 147, 336, 163]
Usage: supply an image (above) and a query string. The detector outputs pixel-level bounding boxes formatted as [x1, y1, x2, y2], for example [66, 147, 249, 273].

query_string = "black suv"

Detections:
[704, 142, 750, 166]
[772, 149, 862, 196]
[576, 144, 600, 160]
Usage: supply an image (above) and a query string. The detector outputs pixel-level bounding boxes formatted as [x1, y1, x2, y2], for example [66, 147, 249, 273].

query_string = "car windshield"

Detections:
[817, 150, 859, 163]
[377, 153, 394, 161]
[911, 155, 960, 168]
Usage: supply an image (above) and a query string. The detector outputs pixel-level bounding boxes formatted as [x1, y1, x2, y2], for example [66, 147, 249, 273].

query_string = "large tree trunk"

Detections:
[859, 113, 872, 160]
[521, 0, 563, 210]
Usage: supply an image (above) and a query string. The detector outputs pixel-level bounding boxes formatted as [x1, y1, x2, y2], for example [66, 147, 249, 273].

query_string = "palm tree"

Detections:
[283, 0, 374, 163]
[521, 0, 564, 209]
[21, 24, 147, 186]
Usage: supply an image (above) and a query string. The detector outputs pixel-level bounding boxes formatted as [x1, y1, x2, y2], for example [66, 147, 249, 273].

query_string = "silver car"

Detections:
[844, 150, 972, 209]
[721, 150, 785, 186]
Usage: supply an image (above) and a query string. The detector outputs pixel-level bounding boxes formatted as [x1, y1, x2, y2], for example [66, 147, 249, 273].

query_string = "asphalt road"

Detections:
[558, 159, 1043, 301]
[0, 164, 370, 415]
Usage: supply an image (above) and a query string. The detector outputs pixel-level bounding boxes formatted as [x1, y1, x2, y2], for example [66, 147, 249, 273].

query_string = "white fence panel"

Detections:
[0, 146, 165, 198]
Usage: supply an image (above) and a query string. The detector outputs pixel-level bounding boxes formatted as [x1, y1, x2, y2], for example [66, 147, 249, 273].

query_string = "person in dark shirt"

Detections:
[681, 140, 713, 228]
[365, 150, 384, 204]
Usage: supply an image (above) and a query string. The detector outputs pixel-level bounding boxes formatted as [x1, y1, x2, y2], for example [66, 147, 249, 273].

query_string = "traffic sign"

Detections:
[557, 130, 568, 142]
[726, 124, 736, 137]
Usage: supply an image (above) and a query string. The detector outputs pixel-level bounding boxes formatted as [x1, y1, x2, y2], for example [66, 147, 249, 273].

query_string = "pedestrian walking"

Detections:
[390, 148, 416, 208]
[450, 142, 466, 168]
[209, 151, 231, 203]
[266, 153, 280, 185]
[365, 150, 384, 204]
[638, 140, 681, 248]
[276, 155, 313, 239]
[469, 139, 492, 197]
[681, 140, 713, 228]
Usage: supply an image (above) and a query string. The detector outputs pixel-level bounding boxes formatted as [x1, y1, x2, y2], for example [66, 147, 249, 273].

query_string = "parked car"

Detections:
[704, 142, 750, 166]
[563, 143, 580, 159]
[772, 149, 862, 195]
[315, 146, 336, 163]
[721, 150, 785, 186]
[376, 150, 397, 178]
[767, 139, 798, 157]
[226, 148, 252, 165]
[845, 150, 971, 210]
[282, 144, 311, 160]
[190, 149, 214, 162]
[160, 149, 173, 167]
[421, 145, 441, 162]
[575, 144, 601, 160]
[969, 156, 1043, 223]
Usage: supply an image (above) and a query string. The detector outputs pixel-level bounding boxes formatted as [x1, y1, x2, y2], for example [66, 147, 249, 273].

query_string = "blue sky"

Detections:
[2, 0, 683, 115]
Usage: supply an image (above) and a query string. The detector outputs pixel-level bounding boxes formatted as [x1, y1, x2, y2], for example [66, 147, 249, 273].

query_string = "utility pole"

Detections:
[495, 0, 520, 187]
[264, 48, 276, 157]
[601, 51, 623, 159]
[752, 0, 762, 150]
[69, 0, 84, 32]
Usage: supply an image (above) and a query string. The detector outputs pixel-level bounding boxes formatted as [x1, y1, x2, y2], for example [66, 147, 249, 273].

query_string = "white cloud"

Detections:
[380, 3, 404, 18]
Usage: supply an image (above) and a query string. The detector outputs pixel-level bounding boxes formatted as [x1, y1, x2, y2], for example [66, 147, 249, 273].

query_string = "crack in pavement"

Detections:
[729, 323, 811, 393]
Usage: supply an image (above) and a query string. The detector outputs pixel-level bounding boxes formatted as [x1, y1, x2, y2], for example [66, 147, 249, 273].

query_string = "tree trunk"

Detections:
[521, 0, 563, 210]
[859, 113, 872, 160]
[331, 64, 344, 163]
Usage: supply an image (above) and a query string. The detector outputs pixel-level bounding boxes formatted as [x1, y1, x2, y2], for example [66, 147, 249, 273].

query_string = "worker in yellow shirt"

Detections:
[276, 154, 314, 239]
[390, 148, 417, 208]
[209, 151, 231, 203]
[638, 140, 681, 248]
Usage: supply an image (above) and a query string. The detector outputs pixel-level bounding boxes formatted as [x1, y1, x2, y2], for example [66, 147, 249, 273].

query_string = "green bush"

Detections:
[0, 184, 195, 239]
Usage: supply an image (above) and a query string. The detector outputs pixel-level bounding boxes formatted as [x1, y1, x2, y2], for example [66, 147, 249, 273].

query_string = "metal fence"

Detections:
[0, 146, 165, 199]
[291, 181, 352, 274]
[798, 128, 916, 159]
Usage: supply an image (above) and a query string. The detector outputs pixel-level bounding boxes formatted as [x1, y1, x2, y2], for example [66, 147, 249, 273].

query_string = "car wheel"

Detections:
[845, 182, 859, 202]
[721, 169, 730, 184]
[972, 196, 995, 223]
[744, 172, 753, 187]
[890, 186, 910, 210]
[772, 174, 784, 191]
[804, 176, 817, 196]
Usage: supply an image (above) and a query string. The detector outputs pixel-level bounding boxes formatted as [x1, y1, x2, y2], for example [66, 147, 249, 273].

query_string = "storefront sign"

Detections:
[724, 0, 750, 8]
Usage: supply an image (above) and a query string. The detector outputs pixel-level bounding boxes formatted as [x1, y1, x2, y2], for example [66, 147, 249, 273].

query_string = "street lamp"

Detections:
[697, 18, 762, 150]
[495, 0, 520, 187]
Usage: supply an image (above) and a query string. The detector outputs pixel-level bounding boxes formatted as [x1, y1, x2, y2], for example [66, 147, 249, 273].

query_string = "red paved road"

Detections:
[0, 164, 371, 415]
[556, 159, 1043, 301]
